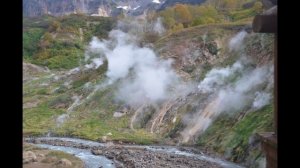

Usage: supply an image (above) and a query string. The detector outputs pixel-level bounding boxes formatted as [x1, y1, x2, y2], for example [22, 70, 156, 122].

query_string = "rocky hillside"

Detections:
[23, 0, 117, 17]
[23, 0, 209, 17]
[23, 10, 274, 168]
[159, 0, 206, 10]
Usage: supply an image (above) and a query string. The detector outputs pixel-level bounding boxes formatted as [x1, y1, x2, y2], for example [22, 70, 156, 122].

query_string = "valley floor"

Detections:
[25, 137, 243, 168]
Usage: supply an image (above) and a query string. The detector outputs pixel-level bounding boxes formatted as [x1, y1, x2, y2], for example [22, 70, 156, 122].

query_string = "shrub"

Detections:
[23, 28, 45, 58]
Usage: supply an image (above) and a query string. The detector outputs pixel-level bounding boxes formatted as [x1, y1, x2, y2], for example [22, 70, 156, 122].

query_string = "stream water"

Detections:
[35, 143, 115, 168]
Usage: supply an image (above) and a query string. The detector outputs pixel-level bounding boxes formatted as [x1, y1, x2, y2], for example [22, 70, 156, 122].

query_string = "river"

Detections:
[25, 137, 244, 168]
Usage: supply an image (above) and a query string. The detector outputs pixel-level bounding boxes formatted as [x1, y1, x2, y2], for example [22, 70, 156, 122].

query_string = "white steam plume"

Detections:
[153, 17, 165, 35]
[116, 17, 166, 37]
[252, 92, 272, 109]
[229, 30, 248, 51]
[197, 60, 244, 93]
[182, 59, 273, 143]
[87, 30, 181, 106]
[181, 31, 274, 143]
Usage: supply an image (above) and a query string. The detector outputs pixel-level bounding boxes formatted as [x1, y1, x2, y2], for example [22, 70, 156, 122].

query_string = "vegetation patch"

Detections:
[197, 105, 274, 166]
[23, 14, 116, 70]
[23, 103, 65, 135]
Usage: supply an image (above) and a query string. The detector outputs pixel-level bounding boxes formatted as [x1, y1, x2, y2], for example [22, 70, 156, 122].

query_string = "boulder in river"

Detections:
[91, 149, 103, 155]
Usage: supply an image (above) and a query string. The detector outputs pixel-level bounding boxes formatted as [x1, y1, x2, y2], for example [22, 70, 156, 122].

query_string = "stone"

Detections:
[91, 149, 103, 155]
[113, 112, 125, 118]
[37, 153, 45, 158]
[57, 158, 72, 167]
[102, 136, 107, 142]
[23, 151, 37, 164]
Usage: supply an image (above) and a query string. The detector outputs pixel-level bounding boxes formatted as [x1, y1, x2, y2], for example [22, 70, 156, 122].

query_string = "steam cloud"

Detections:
[229, 30, 248, 51]
[153, 17, 165, 35]
[181, 31, 274, 143]
[211, 62, 273, 114]
[252, 91, 272, 109]
[82, 26, 273, 144]
[87, 29, 179, 106]
[182, 58, 273, 142]
[116, 17, 166, 37]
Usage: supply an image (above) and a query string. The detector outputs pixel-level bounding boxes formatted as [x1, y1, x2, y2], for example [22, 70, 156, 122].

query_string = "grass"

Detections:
[229, 8, 258, 22]
[23, 103, 65, 135]
[52, 110, 158, 144]
[53, 87, 158, 144]
[47, 94, 72, 108]
[197, 104, 274, 164]
[23, 70, 158, 145]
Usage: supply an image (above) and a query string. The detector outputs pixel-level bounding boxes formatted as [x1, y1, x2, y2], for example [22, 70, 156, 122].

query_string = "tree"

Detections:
[190, 5, 219, 26]
[48, 21, 61, 32]
[172, 23, 184, 32]
[192, 17, 216, 26]
[38, 32, 53, 49]
[222, 0, 238, 10]
[253, 1, 263, 13]
[174, 4, 192, 27]
[187, 5, 199, 19]
[163, 17, 176, 29]
[43, 32, 53, 42]
[198, 5, 218, 18]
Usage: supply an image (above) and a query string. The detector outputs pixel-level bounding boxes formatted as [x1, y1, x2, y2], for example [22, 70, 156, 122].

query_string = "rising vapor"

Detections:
[180, 31, 274, 143]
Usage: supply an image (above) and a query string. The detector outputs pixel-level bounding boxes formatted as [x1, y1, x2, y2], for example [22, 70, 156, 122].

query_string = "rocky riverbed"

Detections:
[92, 146, 222, 168]
[25, 137, 244, 168]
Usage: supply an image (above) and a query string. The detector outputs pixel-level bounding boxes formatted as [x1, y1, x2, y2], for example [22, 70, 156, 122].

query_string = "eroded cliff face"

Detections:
[23, 0, 208, 17]
[23, 0, 115, 17]
[150, 24, 274, 168]
[159, 0, 206, 10]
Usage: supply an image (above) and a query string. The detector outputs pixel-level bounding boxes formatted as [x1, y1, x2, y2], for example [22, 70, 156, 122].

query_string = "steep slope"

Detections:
[159, 0, 206, 10]
[23, 0, 161, 17]
[153, 23, 273, 168]
[23, 0, 116, 17]
[23, 0, 208, 17]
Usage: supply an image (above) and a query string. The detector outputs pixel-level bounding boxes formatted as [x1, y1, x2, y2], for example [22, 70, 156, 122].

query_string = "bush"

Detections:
[207, 42, 219, 55]
[171, 23, 184, 32]
[60, 14, 86, 29]
[47, 50, 82, 69]
[34, 38, 84, 69]
[23, 28, 45, 58]
[93, 18, 115, 38]
[192, 17, 216, 26]
[36, 88, 48, 95]
[48, 21, 61, 32]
